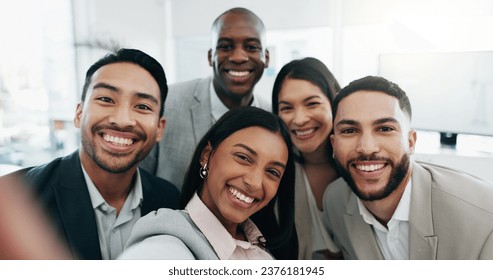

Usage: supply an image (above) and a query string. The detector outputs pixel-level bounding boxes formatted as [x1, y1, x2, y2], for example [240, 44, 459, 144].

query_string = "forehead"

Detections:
[218, 126, 288, 160]
[90, 62, 160, 96]
[213, 12, 263, 40]
[336, 90, 406, 123]
[92, 62, 150, 82]
[279, 79, 327, 100]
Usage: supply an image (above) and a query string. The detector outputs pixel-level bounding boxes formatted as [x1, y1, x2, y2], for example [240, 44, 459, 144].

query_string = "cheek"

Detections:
[320, 109, 333, 127]
[215, 53, 226, 63]
[279, 114, 291, 125]
[392, 141, 412, 157]
[332, 138, 350, 158]
[263, 182, 280, 203]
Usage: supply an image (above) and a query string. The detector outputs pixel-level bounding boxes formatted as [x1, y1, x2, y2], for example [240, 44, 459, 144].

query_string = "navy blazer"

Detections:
[14, 151, 180, 259]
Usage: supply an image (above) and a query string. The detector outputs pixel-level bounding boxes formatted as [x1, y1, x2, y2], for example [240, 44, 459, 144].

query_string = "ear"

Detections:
[155, 117, 166, 142]
[330, 134, 335, 147]
[200, 142, 213, 165]
[74, 102, 83, 128]
[208, 49, 213, 67]
[408, 129, 417, 154]
[264, 48, 270, 68]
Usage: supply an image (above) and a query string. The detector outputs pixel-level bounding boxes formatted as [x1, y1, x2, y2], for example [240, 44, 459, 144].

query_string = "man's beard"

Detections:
[334, 153, 410, 201]
[81, 124, 149, 174]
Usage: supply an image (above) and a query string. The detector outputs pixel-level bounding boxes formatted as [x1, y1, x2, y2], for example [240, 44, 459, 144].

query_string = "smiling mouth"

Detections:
[228, 70, 250, 77]
[102, 134, 134, 146]
[228, 187, 256, 204]
[354, 163, 385, 172]
[293, 128, 316, 137]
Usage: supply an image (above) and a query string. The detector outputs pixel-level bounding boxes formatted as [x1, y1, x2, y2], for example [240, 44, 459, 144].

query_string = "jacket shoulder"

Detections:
[167, 78, 209, 101]
[416, 161, 493, 212]
[139, 168, 180, 209]
[124, 209, 218, 259]
[17, 156, 68, 192]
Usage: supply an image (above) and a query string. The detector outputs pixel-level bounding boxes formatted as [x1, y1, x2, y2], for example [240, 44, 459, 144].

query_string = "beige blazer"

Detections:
[323, 161, 493, 259]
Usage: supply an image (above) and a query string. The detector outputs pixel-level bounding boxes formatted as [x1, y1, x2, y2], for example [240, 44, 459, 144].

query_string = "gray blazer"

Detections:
[119, 208, 218, 260]
[141, 77, 271, 189]
[323, 161, 493, 259]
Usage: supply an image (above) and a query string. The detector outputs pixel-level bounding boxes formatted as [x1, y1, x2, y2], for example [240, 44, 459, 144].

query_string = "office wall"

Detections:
[68, 0, 493, 183]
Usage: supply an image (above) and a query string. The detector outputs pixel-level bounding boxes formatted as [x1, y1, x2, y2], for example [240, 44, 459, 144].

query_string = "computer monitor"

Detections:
[378, 51, 493, 145]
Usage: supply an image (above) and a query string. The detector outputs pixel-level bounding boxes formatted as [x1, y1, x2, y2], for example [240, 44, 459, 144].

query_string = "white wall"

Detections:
[71, 0, 169, 93]
[69, 0, 493, 182]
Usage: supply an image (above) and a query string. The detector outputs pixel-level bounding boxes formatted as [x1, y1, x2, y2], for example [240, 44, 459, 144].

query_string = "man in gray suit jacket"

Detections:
[324, 76, 493, 259]
[141, 7, 271, 190]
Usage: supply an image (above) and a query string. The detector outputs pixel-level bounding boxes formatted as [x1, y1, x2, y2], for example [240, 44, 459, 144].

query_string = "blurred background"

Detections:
[0, 0, 492, 181]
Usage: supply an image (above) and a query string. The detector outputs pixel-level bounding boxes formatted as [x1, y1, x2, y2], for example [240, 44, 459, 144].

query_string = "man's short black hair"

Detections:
[81, 48, 168, 117]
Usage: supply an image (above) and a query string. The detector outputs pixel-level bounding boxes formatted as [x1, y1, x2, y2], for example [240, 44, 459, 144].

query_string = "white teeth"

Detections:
[356, 164, 385, 172]
[103, 134, 133, 146]
[229, 187, 255, 204]
[229, 70, 249, 77]
[295, 128, 315, 136]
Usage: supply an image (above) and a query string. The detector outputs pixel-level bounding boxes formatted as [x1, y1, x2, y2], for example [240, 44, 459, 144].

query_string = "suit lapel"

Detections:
[140, 169, 158, 215]
[191, 77, 213, 144]
[408, 162, 438, 259]
[53, 152, 102, 259]
[344, 193, 384, 259]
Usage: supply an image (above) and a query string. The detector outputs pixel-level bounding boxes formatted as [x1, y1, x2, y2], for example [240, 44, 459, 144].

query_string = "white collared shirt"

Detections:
[357, 180, 412, 260]
[82, 165, 143, 260]
[209, 80, 261, 123]
[185, 193, 273, 260]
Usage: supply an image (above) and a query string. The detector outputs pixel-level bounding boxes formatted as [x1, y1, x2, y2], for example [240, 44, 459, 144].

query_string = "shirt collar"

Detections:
[357, 179, 412, 226]
[81, 164, 143, 210]
[185, 192, 264, 259]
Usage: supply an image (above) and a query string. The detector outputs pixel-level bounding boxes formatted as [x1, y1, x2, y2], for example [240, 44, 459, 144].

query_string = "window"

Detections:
[0, 0, 77, 167]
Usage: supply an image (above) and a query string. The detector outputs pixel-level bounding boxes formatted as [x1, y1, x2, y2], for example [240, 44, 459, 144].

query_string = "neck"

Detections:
[301, 144, 330, 165]
[224, 222, 240, 239]
[362, 171, 412, 227]
[235, 226, 247, 241]
[79, 152, 136, 211]
[213, 83, 254, 109]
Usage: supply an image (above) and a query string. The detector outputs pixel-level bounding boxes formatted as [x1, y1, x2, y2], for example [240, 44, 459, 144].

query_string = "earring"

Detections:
[199, 163, 209, 179]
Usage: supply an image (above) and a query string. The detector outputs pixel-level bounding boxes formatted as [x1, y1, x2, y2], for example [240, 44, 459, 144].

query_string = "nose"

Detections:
[292, 107, 309, 126]
[243, 167, 263, 192]
[356, 131, 380, 155]
[228, 47, 249, 63]
[108, 105, 137, 127]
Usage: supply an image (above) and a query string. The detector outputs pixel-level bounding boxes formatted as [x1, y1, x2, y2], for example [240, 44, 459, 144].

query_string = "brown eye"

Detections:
[136, 104, 151, 111]
[279, 106, 292, 112]
[235, 153, 251, 163]
[267, 169, 281, 178]
[378, 126, 395, 132]
[97, 97, 113, 103]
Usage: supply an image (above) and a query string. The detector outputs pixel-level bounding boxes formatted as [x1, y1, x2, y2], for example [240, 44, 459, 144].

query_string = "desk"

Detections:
[414, 131, 493, 183]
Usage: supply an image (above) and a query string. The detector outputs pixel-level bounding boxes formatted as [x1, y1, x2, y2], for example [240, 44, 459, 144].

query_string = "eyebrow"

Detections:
[373, 117, 399, 126]
[217, 37, 262, 45]
[93, 82, 118, 92]
[234, 143, 286, 170]
[93, 82, 159, 105]
[279, 95, 321, 105]
[136, 92, 159, 106]
[335, 117, 400, 128]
